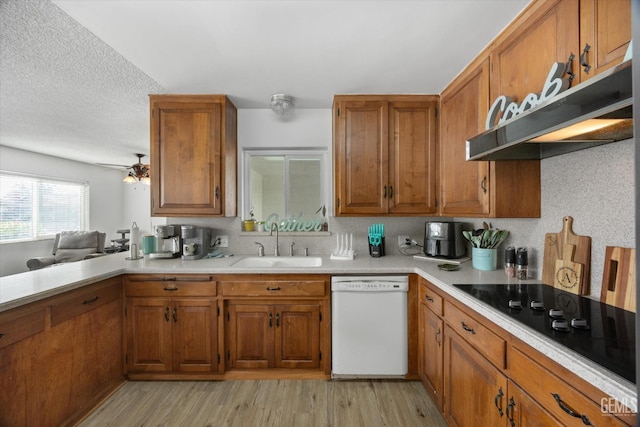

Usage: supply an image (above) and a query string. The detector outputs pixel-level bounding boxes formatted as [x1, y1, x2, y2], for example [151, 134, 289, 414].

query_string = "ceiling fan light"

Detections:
[123, 172, 137, 184]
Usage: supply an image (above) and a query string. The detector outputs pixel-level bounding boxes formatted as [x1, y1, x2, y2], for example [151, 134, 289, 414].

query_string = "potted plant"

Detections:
[315, 204, 328, 231]
[462, 222, 510, 271]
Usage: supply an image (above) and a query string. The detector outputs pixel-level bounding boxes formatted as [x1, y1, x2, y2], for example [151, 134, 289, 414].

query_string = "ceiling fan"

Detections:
[97, 153, 150, 184]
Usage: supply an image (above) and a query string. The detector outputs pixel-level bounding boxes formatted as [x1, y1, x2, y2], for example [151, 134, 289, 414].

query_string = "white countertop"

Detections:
[0, 252, 635, 410]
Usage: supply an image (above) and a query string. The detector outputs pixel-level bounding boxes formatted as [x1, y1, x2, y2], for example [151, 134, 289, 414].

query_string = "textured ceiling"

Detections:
[0, 0, 530, 168]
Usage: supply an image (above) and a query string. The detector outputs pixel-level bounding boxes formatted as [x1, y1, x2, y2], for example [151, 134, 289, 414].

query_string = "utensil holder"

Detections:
[369, 237, 385, 257]
[472, 247, 497, 270]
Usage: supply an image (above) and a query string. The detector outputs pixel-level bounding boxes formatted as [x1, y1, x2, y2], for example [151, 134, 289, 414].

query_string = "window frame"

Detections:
[0, 171, 90, 244]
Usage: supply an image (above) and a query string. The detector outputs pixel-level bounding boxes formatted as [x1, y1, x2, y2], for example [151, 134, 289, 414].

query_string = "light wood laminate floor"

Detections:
[80, 380, 447, 426]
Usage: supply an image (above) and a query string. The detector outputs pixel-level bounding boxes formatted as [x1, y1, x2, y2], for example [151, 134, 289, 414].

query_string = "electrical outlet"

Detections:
[398, 235, 410, 246]
[216, 235, 229, 248]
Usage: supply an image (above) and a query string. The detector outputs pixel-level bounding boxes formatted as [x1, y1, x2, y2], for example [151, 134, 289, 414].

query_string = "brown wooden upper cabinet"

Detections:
[333, 95, 438, 216]
[578, 0, 631, 81]
[150, 94, 237, 217]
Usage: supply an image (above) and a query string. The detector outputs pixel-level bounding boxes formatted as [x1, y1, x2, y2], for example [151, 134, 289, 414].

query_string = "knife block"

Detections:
[369, 237, 385, 257]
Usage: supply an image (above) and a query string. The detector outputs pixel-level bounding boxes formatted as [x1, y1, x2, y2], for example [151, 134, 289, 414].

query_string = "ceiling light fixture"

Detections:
[123, 153, 150, 185]
[270, 94, 295, 116]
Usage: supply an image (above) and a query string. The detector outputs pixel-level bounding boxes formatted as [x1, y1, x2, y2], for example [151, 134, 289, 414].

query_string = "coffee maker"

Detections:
[424, 222, 466, 259]
[149, 225, 182, 259]
[181, 225, 211, 260]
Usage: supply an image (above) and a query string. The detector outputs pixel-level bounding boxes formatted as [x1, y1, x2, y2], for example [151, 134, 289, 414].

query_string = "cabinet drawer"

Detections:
[0, 306, 46, 349]
[509, 345, 634, 427]
[125, 275, 216, 297]
[221, 280, 326, 297]
[51, 278, 122, 326]
[419, 280, 443, 316]
[444, 301, 505, 369]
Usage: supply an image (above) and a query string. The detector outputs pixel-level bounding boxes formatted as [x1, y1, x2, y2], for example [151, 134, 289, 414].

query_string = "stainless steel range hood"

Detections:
[466, 60, 633, 161]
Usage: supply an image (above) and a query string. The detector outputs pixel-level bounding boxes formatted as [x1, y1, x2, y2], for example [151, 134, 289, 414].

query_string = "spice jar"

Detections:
[516, 247, 528, 280]
[504, 246, 516, 278]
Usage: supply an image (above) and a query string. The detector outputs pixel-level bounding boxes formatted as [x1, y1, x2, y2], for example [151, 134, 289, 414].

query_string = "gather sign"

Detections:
[485, 62, 571, 130]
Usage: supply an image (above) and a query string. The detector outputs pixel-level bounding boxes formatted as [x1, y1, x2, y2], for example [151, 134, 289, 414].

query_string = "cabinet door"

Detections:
[274, 304, 321, 369]
[126, 298, 172, 372]
[440, 59, 491, 216]
[420, 303, 444, 411]
[506, 381, 560, 427]
[388, 101, 437, 215]
[490, 0, 579, 111]
[444, 325, 508, 427]
[172, 299, 218, 373]
[334, 100, 389, 215]
[227, 304, 273, 369]
[579, 0, 631, 81]
[151, 99, 222, 216]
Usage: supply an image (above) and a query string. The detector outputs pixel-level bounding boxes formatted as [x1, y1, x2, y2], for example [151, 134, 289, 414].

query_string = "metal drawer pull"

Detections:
[551, 393, 593, 426]
[494, 387, 504, 417]
[480, 176, 487, 194]
[161, 277, 177, 281]
[461, 321, 476, 334]
[425, 295, 434, 302]
[276, 313, 280, 327]
[0, 333, 5, 339]
[269, 313, 273, 327]
[82, 296, 99, 305]
[164, 306, 170, 322]
[435, 327, 441, 347]
[388, 185, 393, 199]
[163, 287, 179, 291]
[266, 287, 281, 291]
[172, 307, 178, 322]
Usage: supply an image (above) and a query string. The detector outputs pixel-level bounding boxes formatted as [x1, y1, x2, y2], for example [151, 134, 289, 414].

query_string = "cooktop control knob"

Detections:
[508, 299, 523, 309]
[548, 308, 565, 319]
[552, 319, 571, 332]
[571, 318, 590, 329]
[529, 300, 545, 311]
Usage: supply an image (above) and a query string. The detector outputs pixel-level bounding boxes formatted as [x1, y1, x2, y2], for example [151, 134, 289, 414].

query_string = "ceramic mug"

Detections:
[183, 243, 198, 256]
[141, 235, 157, 255]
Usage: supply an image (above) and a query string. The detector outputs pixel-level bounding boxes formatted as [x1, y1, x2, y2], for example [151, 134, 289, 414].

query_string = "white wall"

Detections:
[0, 145, 147, 276]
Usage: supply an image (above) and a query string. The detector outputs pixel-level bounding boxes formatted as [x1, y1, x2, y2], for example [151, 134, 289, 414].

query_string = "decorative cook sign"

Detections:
[485, 62, 571, 130]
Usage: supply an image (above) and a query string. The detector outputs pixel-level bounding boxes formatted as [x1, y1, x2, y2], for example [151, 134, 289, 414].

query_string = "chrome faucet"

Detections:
[254, 241, 264, 257]
[269, 222, 280, 256]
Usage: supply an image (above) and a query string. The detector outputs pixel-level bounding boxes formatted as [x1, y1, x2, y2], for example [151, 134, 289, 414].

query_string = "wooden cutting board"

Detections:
[600, 246, 636, 312]
[553, 244, 584, 294]
[542, 216, 591, 294]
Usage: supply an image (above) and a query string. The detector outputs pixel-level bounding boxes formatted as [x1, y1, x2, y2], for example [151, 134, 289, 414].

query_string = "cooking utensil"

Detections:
[600, 246, 635, 312]
[553, 244, 584, 294]
[542, 216, 591, 293]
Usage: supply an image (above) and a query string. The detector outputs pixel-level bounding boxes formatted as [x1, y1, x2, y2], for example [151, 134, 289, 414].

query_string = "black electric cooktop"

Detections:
[453, 283, 635, 384]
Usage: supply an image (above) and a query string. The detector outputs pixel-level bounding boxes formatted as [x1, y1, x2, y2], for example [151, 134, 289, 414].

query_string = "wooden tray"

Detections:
[600, 246, 636, 312]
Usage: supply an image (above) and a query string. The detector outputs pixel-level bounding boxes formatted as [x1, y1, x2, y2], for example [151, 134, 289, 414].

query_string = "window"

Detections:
[243, 149, 328, 226]
[0, 172, 89, 243]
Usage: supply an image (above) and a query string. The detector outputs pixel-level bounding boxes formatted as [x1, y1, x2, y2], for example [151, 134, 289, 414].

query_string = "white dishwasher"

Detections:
[331, 275, 408, 379]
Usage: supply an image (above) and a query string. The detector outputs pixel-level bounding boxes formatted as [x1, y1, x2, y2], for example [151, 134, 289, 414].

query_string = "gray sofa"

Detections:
[26, 230, 107, 270]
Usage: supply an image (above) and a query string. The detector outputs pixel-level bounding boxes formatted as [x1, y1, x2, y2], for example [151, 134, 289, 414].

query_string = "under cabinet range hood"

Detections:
[466, 60, 633, 161]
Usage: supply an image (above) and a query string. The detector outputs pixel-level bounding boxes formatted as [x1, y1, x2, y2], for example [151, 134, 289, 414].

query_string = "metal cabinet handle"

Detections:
[494, 387, 504, 417]
[435, 327, 441, 347]
[580, 43, 591, 74]
[388, 185, 393, 199]
[266, 287, 281, 291]
[215, 186, 220, 200]
[480, 176, 487, 194]
[163, 287, 178, 291]
[164, 306, 170, 322]
[461, 321, 476, 334]
[383, 185, 387, 198]
[0, 333, 5, 339]
[506, 397, 516, 427]
[172, 307, 178, 322]
[564, 53, 576, 82]
[425, 295, 434, 302]
[269, 313, 273, 328]
[276, 312, 280, 327]
[551, 393, 593, 426]
[82, 296, 99, 305]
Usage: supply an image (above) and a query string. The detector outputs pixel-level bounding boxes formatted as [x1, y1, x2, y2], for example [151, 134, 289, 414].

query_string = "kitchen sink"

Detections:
[231, 256, 323, 268]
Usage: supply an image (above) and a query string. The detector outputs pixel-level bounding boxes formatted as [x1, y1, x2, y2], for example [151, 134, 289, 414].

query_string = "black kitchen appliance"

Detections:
[424, 222, 466, 259]
[453, 283, 635, 383]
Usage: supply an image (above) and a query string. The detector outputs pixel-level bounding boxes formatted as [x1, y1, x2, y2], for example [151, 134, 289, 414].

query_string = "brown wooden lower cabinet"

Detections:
[0, 277, 124, 427]
[226, 302, 321, 369]
[418, 279, 444, 410]
[506, 380, 561, 427]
